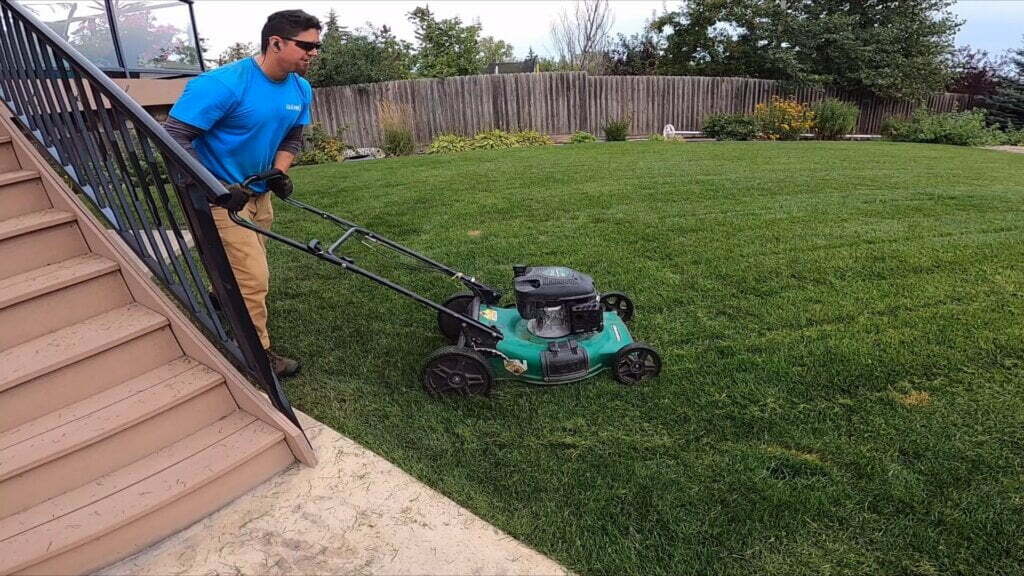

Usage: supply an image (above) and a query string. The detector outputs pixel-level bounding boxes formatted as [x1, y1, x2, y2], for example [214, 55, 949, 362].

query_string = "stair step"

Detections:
[0, 168, 49, 222]
[0, 304, 168, 393]
[0, 363, 224, 482]
[0, 410, 255, 542]
[0, 169, 37, 187]
[0, 419, 287, 575]
[0, 254, 119, 311]
[0, 328, 182, 433]
[0, 357, 197, 451]
[0, 217, 86, 281]
[0, 268, 130, 351]
[0, 208, 75, 242]
[0, 140, 17, 173]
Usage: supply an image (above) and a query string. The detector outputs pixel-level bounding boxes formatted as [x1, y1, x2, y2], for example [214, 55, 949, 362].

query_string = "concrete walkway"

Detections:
[987, 145, 1024, 154]
[98, 413, 570, 576]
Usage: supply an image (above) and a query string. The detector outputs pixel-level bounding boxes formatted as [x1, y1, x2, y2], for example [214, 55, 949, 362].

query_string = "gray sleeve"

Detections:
[277, 125, 304, 155]
[163, 116, 212, 189]
[163, 116, 204, 163]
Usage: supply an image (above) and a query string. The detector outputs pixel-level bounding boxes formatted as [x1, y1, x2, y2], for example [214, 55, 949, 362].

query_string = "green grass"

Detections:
[269, 142, 1024, 575]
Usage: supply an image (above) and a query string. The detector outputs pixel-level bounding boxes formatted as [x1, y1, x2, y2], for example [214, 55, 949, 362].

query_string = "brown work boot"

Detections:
[267, 349, 301, 378]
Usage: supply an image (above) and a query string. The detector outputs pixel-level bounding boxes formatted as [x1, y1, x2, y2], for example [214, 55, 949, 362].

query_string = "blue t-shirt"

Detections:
[169, 57, 312, 193]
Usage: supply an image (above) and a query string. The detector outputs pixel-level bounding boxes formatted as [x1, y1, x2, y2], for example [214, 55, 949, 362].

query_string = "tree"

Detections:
[307, 10, 414, 87]
[307, 23, 414, 87]
[652, 0, 962, 101]
[479, 36, 514, 65]
[1010, 37, 1024, 79]
[982, 39, 1024, 129]
[549, 0, 614, 74]
[215, 42, 256, 67]
[408, 6, 483, 77]
[946, 46, 1006, 98]
[606, 31, 663, 76]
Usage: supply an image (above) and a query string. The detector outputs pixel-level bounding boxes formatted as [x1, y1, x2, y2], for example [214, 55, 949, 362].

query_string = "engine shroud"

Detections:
[513, 266, 603, 337]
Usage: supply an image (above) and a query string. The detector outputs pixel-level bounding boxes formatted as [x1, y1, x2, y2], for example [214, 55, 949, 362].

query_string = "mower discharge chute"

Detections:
[231, 171, 661, 397]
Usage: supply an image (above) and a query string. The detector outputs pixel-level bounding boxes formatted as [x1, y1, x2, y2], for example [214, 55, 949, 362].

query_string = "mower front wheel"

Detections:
[422, 346, 494, 397]
[438, 292, 475, 343]
[613, 343, 661, 385]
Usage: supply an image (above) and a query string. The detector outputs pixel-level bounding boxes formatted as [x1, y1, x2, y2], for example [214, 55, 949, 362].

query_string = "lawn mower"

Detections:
[230, 171, 662, 397]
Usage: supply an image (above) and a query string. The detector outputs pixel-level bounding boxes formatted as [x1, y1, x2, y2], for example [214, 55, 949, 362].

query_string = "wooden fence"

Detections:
[311, 72, 974, 148]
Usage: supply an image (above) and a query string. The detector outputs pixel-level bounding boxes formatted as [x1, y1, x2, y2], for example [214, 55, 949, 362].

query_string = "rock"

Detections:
[343, 147, 385, 160]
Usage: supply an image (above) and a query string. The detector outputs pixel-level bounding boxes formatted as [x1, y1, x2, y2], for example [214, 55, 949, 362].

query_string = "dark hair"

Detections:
[261, 10, 321, 53]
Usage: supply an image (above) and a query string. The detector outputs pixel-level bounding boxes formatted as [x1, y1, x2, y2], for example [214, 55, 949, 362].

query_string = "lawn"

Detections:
[270, 142, 1024, 575]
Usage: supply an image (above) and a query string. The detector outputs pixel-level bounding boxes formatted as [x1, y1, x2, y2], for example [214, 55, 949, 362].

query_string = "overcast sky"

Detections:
[192, 0, 1024, 62]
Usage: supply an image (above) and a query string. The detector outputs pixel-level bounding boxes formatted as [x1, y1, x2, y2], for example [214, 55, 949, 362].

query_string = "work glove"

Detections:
[264, 168, 293, 200]
[213, 182, 251, 212]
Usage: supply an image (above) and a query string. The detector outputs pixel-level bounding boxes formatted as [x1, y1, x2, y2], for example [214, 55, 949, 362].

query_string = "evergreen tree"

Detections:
[982, 39, 1024, 129]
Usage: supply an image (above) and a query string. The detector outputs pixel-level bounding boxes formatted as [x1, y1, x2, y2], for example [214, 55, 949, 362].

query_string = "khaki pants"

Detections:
[211, 193, 274, 349]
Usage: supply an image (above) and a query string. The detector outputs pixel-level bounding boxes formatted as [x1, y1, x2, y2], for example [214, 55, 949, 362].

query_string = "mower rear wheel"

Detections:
[613, 343, 661, 385]
[422, 346, 494, 397]
[438, 292, 475, 343]
[601, 292, 634, 322]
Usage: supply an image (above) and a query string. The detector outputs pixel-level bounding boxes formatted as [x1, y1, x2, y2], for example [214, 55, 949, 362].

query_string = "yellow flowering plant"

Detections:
[754, 97, 815, 141]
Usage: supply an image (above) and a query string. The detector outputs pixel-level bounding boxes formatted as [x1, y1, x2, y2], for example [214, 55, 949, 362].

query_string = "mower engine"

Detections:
[513, 265, 604, 338]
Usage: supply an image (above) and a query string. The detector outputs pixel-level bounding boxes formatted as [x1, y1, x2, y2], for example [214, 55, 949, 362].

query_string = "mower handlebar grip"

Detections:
[241, 169, 284, 189]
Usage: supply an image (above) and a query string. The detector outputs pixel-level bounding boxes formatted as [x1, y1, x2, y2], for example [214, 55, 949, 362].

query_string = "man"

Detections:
[164, 10, 322, 378]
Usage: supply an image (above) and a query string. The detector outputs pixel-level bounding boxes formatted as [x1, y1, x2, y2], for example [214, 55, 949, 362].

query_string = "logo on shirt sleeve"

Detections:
[285, 104, 301, 112]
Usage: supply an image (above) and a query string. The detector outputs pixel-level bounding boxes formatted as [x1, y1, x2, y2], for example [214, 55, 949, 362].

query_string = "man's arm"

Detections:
[164, 116, 205, 164]
[273, 125, 304, 173]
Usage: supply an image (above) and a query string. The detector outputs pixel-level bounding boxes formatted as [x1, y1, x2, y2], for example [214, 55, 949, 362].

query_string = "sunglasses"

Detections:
[282, 37, 322, 52]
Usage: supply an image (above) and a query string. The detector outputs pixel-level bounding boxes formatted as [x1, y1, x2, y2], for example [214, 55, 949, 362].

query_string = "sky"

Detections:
[191, 0, 1024, 62]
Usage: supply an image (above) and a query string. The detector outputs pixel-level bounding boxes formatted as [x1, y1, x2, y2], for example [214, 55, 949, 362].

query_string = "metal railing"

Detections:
[0, 0, 306, 437]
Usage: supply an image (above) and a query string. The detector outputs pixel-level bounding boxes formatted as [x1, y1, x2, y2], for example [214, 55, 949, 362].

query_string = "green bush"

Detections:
[813, 98, 860, 140]
[603, 116, 631, 141]
[702, 113, 760, 141]
[999, 128, 1024, 146]
[882, 108, 1005, 147]
[569, 131, 597, 144]
[471, 129, 518, 150]
[512, 130, 554, 147]
[379, 100, 416, 156]
[382, 126, 415, 156]
[427, 134, 472, 154]
[294, 123, 346, 166]
[647, 133, 666, 142]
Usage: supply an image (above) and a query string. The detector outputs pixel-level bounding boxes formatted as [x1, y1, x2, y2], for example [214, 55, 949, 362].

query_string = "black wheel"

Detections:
[613, 343, 661, 385]
[438, 292, 475, 343]
[422, 346, 494, 397]
[601, 292, 634, 322]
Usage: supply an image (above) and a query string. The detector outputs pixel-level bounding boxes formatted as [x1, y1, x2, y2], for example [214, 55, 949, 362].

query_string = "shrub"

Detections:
[293, 123, 346, 166]
[998, 127, 1024, 146]
[647, 133, 666, 142]
[812, 98, 860, 140]
[379, 100, 415, 156]
[512, 130, 554, 147]
[881, 108, 1005, 146]
[754, 97, 815, 140]
[702, 113, 760, 141]
[603, 115, 631, 141]
[569, 131, 597, 144]
[427, 134, 472, 154]
[471, 129, 518, 150]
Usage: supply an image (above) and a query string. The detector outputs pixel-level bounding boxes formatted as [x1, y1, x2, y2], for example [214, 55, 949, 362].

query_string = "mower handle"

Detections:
[241, 169, 285, 189]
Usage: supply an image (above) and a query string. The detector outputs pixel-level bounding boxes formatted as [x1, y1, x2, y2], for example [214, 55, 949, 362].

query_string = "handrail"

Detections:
[0, 0, 307, 439]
